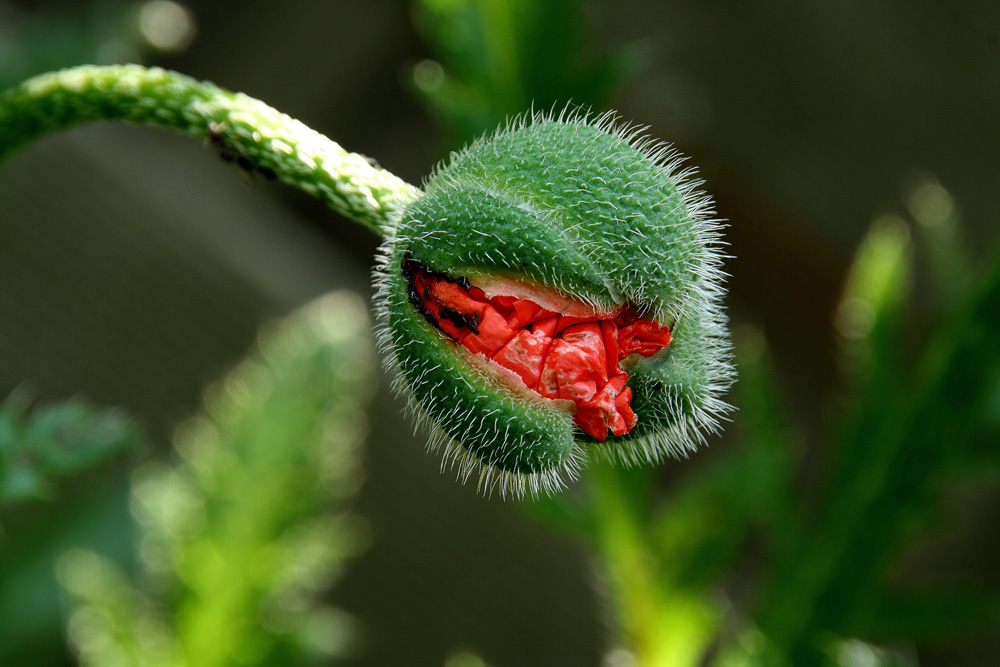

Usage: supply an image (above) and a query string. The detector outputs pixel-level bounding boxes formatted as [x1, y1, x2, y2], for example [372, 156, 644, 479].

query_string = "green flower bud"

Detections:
[375, 112, 734, 497]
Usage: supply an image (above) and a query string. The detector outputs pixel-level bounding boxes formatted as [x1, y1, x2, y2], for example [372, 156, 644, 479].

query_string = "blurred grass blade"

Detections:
[60, 292, 376, 667]
[0, 392, 140, 505]
[725, 325, 802, 555]
[834, 214, 912, 388]
[757, 242, 1000, 664]
[826, 214, 913, 523]
[411, 0, 631, 147]
[905, 176, 972, 303]
[586, 460, 718, 667]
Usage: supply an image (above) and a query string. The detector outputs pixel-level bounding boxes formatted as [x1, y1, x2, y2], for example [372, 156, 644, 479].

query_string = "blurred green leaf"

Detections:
[60, 292, 376, 667]
[586, 459, 719, 667]
[825, 639, 919, 667]
[756, 228, 1000, 665]
[833, 214, 912, 389]
[905, 175, 972, 304]
[0, 391, 141, 505]
[411, 0, 634, 148]
[0, 2, 145, 91]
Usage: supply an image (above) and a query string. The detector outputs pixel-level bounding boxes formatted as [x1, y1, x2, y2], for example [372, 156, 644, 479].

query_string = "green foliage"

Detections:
[411, 0, 632, 147]
[543, 199, 1000, 667]
[0, 392, 140, 506]
[0, 2, 996, 666]
[57, 293, 376, 666]
[750, 215, 1000, 666]
[406, 1, 1000, 664]
[0, 3, 140, 91]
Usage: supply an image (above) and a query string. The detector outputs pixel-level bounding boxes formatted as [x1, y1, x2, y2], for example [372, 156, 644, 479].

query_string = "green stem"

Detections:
[587, 463, 716, 666]
[0, 64, 420, 237]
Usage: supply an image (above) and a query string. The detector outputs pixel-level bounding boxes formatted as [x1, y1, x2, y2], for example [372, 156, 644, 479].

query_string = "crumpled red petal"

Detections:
[404, 258, 672, 441]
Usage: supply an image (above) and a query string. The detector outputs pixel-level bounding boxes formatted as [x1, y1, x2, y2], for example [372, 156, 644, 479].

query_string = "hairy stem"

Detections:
[0, 64, 419, 236]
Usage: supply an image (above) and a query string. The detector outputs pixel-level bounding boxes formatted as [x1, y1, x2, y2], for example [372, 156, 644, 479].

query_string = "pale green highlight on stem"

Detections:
[0, 64, 418, 236]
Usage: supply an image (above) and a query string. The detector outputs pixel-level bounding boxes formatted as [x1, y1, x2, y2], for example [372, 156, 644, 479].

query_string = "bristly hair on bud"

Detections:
[373, 108, 735, 498]
[0, 66, 728, 497]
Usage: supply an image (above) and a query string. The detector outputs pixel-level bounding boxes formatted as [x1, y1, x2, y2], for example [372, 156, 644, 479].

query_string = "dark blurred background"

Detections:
[1, 1, 998, 666]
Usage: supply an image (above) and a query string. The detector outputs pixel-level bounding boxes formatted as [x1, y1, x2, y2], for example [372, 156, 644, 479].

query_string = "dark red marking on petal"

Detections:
[403, 256, 672, 441]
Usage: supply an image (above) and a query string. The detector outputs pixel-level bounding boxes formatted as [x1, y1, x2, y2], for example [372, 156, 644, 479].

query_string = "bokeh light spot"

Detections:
[413, 59, 446, 93]
[906, 178, 955, 229]
[836, 296, 876, 340]
[138, 1, 196, 53]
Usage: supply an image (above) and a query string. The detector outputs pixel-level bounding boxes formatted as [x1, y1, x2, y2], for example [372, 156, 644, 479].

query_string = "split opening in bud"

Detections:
[402, 255, 673, 441]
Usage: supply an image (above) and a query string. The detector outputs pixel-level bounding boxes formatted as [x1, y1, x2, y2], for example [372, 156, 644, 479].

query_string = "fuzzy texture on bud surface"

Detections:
[374, 111, 734, 498]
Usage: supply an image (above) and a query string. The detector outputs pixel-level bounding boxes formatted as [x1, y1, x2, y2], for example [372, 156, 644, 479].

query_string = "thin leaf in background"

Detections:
[753, 204, 1000, 666]
[411, 0, 633, 148]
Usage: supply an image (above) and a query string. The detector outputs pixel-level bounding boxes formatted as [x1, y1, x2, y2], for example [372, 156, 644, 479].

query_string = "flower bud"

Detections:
[374, 112, 734, 497]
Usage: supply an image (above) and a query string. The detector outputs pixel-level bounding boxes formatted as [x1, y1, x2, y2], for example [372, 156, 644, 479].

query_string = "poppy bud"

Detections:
[375, 113, 734, 497]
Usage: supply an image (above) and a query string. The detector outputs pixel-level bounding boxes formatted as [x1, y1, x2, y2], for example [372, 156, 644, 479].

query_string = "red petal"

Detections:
[531, 315, 559, 338]
[462, 305, 516, 355]
[600, 320, 620, 379]
[538, 337, 601, 404]
[429, 280, 485, 317]
[613, 385, 636, 435]
[492, 295, 518, 309]
[406, 262, 672, 440]
[618, 320, 672, 359]
[512, 300, 544, 325]
[492, 329, 551, 390]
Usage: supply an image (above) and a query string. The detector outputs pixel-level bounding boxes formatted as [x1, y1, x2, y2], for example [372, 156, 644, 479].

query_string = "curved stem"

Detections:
[0, 64, 420, 237]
